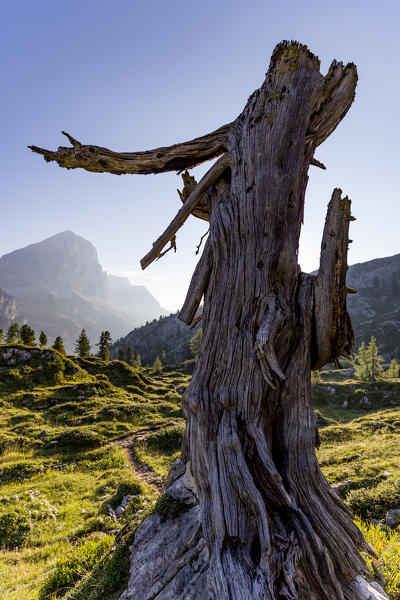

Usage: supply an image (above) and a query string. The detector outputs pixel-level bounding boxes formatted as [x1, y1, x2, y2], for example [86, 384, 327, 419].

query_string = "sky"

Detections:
[1, 0, 399, 311]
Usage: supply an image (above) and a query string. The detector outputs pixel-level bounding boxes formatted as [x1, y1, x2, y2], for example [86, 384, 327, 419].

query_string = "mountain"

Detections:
[0, 232, 168, 351]
[113, 253, 400, 365]
[347, 253, 400, 359]
[111, 312, 199, 365]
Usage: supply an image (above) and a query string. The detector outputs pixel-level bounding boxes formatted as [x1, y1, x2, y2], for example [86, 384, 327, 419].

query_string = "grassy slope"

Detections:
[0, 351, 399, 599]
[0, 346, 187, 600]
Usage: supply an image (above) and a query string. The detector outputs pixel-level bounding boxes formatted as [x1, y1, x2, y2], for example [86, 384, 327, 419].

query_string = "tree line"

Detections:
[0, 323, 112, 361]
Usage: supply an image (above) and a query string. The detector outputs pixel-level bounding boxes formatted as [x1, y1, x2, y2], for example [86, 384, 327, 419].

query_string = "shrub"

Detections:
[39, 534, 113, 599]
[145, 423, 185, 454]
[347, 477, 400, 519]
[154, 493, 189, 522]
[0, 507, 31, 548]
[43, 354, 66, 384]
[55, 428, 104, 450]
[0, 460, 43, 483]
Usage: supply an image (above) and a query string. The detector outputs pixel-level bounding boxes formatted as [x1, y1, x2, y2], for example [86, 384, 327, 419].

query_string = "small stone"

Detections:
[386, 507, 400, 529]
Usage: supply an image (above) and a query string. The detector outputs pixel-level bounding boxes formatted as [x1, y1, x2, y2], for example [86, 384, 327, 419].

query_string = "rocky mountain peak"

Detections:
[0, 231, 107, 300]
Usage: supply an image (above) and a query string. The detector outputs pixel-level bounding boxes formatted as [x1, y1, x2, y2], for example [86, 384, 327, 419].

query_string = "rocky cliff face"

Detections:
[347, 253, 400, 359]
[0, 288, 18, 329]
[0, 231, 108, 300]
[0, 232, 167, 351]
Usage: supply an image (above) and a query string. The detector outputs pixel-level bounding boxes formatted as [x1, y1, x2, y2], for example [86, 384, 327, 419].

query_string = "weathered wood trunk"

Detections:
[179, 47, 365, 599]
[31, 41, 377, 600]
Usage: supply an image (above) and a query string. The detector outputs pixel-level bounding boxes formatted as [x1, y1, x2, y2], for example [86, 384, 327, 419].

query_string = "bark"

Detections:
[31, 41, 372, 599]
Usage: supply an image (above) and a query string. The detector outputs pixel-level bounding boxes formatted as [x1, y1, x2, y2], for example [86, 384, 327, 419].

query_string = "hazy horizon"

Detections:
[2, 0, 399, 310]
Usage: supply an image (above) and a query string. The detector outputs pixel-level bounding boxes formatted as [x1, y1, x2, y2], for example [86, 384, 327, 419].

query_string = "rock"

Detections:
[386, 507, 400, 528]
[167, 475, 197, 507]
[120, 495, 134, 509]
[115, 506, 125, 518]
[183, 461, 198, 499]
[332, 480, 355, 496]
[124, 505, 208, 600]
[350, 575, 389, 599]
[166, 457, 186, 488]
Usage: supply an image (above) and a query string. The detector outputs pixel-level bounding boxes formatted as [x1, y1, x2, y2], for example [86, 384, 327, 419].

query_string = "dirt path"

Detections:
[113, 427, 165, 494]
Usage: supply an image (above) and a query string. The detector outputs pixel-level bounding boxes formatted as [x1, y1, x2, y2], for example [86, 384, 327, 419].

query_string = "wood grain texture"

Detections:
[29, 124, 231, 175]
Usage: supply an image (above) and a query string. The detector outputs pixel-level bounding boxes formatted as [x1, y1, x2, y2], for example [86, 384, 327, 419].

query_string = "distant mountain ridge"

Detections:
[347, 253, 400, 359]
[0, 232, 168, 351]
[113, 253, 400, 364]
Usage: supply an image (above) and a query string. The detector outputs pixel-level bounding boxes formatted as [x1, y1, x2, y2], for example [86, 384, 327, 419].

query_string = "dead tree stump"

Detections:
[31, 41, 379, 600]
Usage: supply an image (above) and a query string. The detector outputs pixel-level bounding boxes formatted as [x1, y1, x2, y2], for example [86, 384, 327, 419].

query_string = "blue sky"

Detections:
[1, 0, 398, 310]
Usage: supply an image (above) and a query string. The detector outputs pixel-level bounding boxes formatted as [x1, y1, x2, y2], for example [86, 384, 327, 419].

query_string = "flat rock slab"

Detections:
[124, 505, 209, 600]
[351, 576, 389, 600]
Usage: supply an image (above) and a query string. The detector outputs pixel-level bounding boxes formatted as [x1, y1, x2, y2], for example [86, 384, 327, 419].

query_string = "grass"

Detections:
[0, 347, 399, 599]
[0, 346, 188, 599]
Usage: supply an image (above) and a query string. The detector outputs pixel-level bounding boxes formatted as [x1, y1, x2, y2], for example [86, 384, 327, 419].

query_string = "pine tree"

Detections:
[125, 346, 134, 365]
[75, 328, 91, 357]
[161, 350, 167, 364]
[19, 324, 36, 346]
[135, 353, 142, 368]
[39, 331, 47, 348]
[354, 336, 384, 381]
[366, 336, 384, 381]
[97, 331, 112, 361]
[6, 322, 19, 344]
[190, 328, 202, 360]
[52, 336, 66, 355]
[117, 348, 125, 361]
[0, 329, 3, 345]
[386, 358, 399, 379]
[152, 355, 163, 374]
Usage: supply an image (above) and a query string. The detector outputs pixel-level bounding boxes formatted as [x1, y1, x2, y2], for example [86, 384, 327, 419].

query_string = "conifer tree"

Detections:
[135, 353, 142, 368]
[39, 331, 47, 348]
[75, 328, 91, 357]
[125, 346, 134, 365]
[117, 348, 125, 361]
[354, 336, 384, 381]
[6, 322, 19, 344]
[161, 350, 167, 364]
[152, 354, 163, 374]
[0, 329, 3, 345]
[19, 324, 36, 346]
[190, 328, 202, 360]
[386, 358, 399, 379]
[52, 336, 66, 355]
[97, 331, 112, 361]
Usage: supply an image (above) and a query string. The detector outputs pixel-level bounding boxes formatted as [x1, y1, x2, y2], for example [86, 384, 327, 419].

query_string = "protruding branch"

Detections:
[178, 171, 209, 221]
[179, 240, 212, 326]
[141, 154, 231, 270]
[312, 188, 354, 369]
[309, 61, 358, 147]
[255, 295, 286, 389]
[29, 124, 232, 175]
[310, 157, 326, 170]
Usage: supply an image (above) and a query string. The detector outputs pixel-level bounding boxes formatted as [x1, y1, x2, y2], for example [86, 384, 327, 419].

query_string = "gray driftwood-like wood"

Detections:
[31, 41, 373, 600]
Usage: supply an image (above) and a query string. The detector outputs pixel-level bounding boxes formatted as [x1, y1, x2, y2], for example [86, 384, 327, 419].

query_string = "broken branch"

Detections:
[179, 239, 212, 326]
[312, 188, 354, 369]
[140, 154, 231, 270]
[29, 123, 232, 175]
